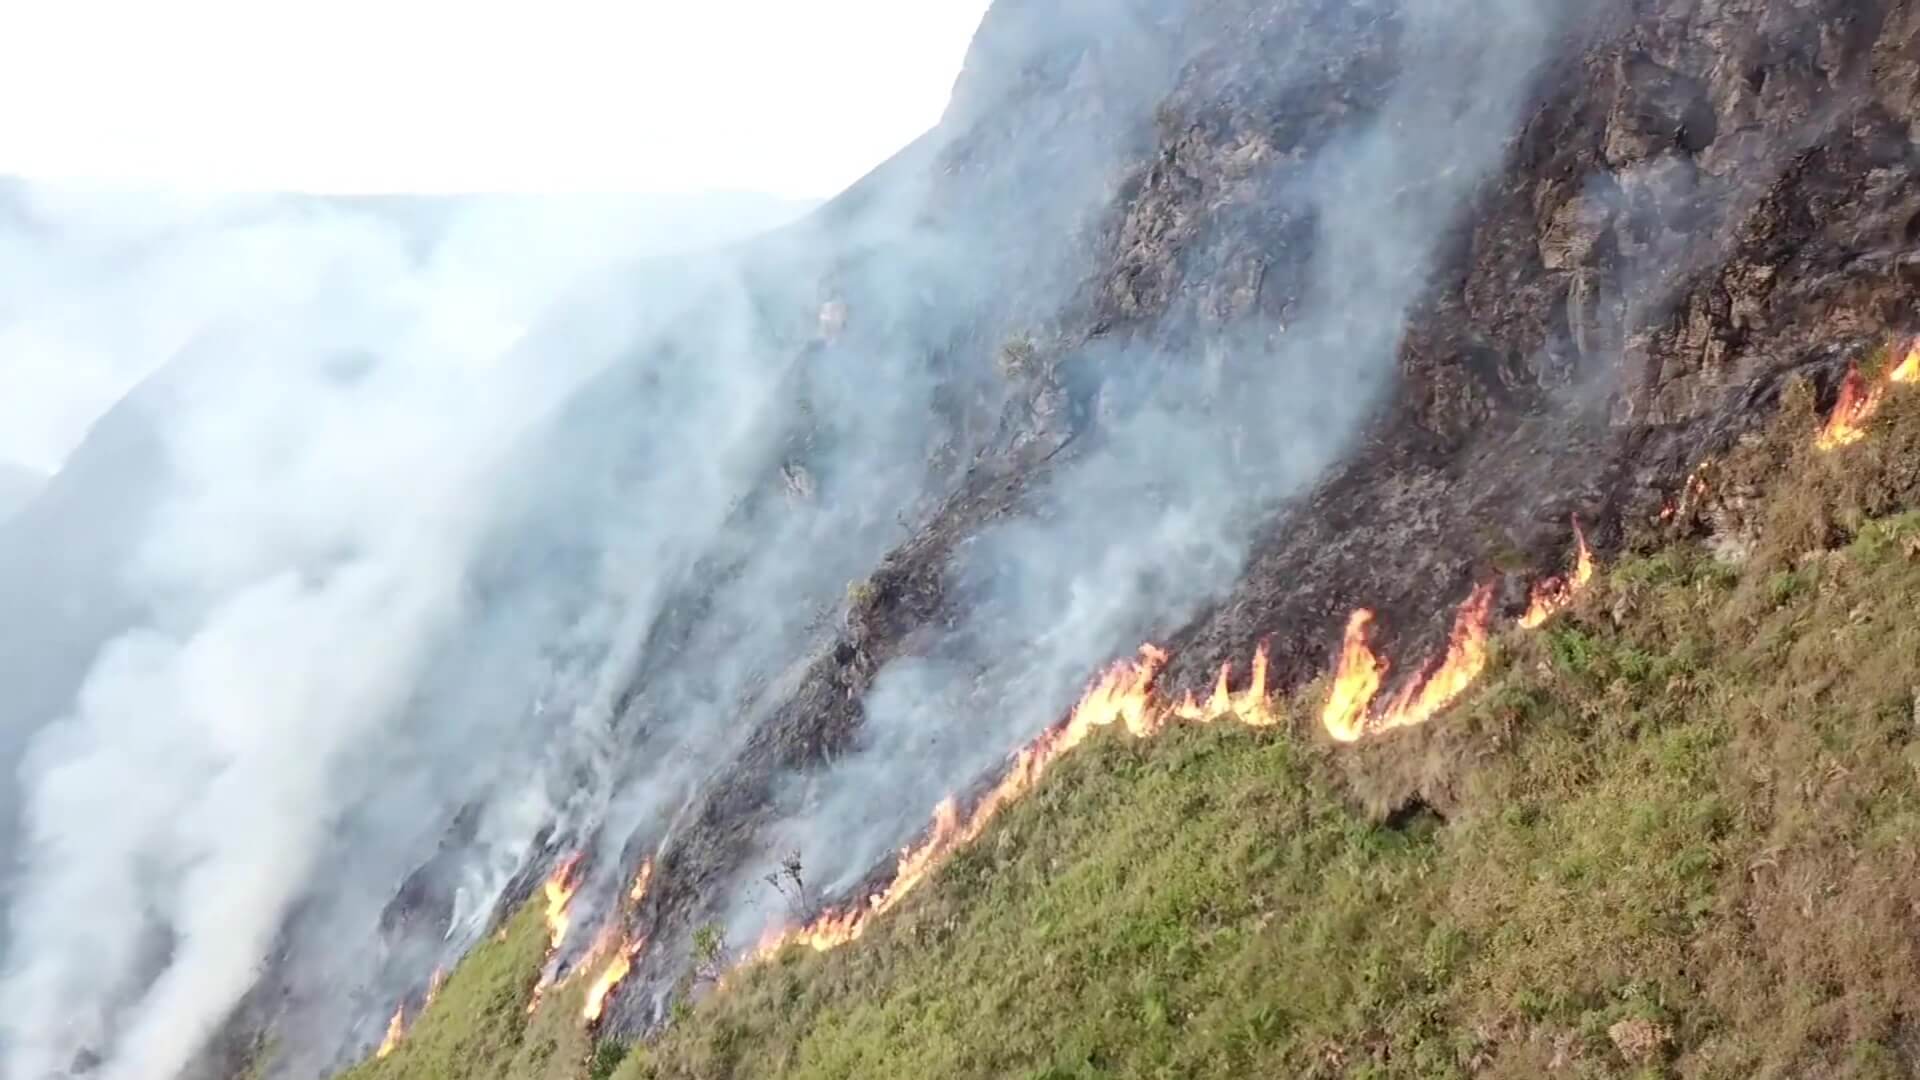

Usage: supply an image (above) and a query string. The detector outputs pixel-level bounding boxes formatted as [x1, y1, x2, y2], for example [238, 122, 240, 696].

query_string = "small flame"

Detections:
[1816, 362, 1884, 450]
[582, 937, 645, 1023]
[1171, 644, 1279, 727]
[1891, 341, 1920, 384]
[426, 967, 446, 1007]
[1812, 338, 1920, 450]
[1519, 517, 1595, 629]
[542, 854, 584, 952]
[1321, 584, 1496, 742]
[375, 1004, 405, 1060]
[628, 859, 655, 905]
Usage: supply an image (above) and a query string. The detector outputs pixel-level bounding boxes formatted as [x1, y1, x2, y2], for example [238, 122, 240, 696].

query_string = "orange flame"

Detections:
[582, 937, 645, 1023]
[1171, 644, 1279, 727]
[1519, 518, 1595, 629]
[1320, 610, 1386, 744]
[1816, 362, 1884, 450]
[760, 642, 1295, 959]
[375, 1004, 405, 1060]
[1891, 341, 1920, 385]
[1321, 584, 1496, 742]
[426, 967, 446, 1007]
[1376, 583, 1495, 735]
[541, 854, 584, 951]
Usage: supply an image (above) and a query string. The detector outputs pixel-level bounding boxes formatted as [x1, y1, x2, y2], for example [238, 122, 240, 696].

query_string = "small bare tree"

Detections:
[763, 849, 809, 919]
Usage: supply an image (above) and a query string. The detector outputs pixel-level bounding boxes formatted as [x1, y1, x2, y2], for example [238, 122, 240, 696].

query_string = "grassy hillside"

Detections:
[335, 363, 1920, 1080]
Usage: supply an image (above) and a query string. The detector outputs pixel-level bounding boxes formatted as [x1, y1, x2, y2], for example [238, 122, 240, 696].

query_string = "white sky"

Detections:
[0, 0, 993, 482]
[0, 0, 992, 197]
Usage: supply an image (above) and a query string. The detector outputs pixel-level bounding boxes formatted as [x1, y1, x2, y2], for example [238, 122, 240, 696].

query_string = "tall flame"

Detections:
[582, 938, 645, 1023]
[1321, 584, 1496, 742]
[541, 854, 584, 951]
[1321, 610, 1387, 744]
[1376, 583, 1495, 734]
[375, 1004, 405, 1060]
[1519, 517, 1595, 629]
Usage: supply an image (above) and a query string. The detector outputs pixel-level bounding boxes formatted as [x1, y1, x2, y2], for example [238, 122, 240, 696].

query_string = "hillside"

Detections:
[51, 0, 1919, 1073]
[341, 361, 1920, 1078]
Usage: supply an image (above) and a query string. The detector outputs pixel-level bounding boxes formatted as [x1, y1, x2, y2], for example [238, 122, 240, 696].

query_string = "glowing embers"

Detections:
[1519, 518, 1596, 629]
[1816, 342, 1920, 451]
[1320, 584, 1496, 744]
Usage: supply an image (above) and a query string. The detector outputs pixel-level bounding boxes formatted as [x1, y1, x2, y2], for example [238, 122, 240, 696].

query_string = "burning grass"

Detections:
[610, 371, 1920, 1080]
[333, 364, 1920, 1080]
[334, 902, 614, 1080]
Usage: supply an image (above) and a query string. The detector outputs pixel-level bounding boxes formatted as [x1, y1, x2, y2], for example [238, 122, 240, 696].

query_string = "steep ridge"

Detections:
[206, 0, 1920, 1075]
[352, 366, 1920, 1077]
[610, 0, 1920, 1032]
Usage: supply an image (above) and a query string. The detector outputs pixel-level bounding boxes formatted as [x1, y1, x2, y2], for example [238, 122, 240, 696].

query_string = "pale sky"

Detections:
[0, 0, 992, 197]
[0, 0, 993, 482]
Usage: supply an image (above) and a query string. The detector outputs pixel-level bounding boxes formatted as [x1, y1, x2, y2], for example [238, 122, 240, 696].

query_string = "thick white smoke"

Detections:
[747, 0, 1571, 920]
[0, 188, 809, 1078]
[0, 0, 1590, 1071]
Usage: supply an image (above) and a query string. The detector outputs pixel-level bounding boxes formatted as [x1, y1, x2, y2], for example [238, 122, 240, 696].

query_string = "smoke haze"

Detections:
[0, 0, 1585, 1075]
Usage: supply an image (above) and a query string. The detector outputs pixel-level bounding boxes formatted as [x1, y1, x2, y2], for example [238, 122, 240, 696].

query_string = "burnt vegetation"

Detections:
[350, 371, 1920, 1080]
[309, 0, 1920, 1076]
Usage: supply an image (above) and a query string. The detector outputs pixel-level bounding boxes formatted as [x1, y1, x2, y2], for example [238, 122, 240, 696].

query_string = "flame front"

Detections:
[1519, 518, 1595, 629]
[376, 1004, 405, 1060]
[1321, 583, 1496, 742]
[582, 938, 645, 1023]
[760, 643, 1301, 960]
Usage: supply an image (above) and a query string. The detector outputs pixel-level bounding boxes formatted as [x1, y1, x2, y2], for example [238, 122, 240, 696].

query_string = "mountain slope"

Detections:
[347, 372, 1920, 1078]
[150, 0, 1920, 1073]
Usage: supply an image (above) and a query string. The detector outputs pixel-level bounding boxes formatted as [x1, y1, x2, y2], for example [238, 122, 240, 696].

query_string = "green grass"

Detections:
[326, 371, 1920, 1080]
[329, 903, 610, 1080]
